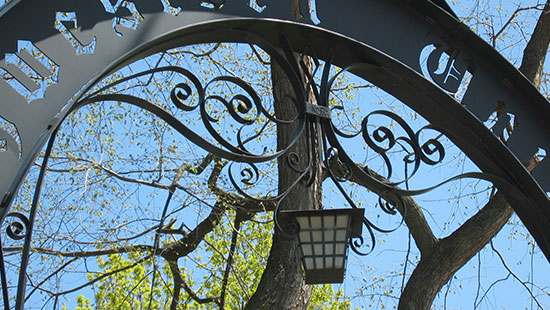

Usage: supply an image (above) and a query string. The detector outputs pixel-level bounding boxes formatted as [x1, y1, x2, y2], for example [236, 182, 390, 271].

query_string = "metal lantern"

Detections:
[282, 208, 365, 284]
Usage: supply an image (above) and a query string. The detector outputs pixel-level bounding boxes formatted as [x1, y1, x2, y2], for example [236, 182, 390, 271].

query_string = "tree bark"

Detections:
[398, 4, 550, 308]
[399, 193, 514, 309]
[245, 55, 320, 309]
[519, 0, 550, 89]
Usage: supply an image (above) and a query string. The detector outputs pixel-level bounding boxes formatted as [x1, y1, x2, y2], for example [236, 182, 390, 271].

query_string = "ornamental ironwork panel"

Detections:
[0, 0, 549, 309]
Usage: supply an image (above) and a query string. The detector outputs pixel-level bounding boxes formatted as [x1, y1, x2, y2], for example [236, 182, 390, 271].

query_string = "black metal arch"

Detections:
[12, 16, 550, 260]
[1, 0, 549, 308]
[0, 1, 548, 227]
[29, 18, 538, 257]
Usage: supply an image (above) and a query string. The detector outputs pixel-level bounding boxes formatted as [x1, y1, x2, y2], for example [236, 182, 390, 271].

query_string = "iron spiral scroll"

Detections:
[4, 213, 30, 241]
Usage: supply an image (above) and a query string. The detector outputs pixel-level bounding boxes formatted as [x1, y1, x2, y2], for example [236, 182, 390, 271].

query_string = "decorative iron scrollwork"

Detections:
[67, 32, 489, 258]
[5, 212, 30, 240]
[358, 111, 447, 185]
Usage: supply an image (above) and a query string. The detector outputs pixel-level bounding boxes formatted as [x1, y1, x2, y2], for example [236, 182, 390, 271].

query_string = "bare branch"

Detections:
[168, 259, 220, 306]
[160, 202, 225, 260]
[41, 153, 217, 192]
[52, 255, 153, 297]
[339, 163, 437, 255]
[4, 244, 155, 258]
[25, 258, 79, 301]
[166, 43, 222, 58]
[489, 241, 544, 309]
[399, 153, 543, 309]
[219, 215, 241, 309]
[492, 4, 547, 47]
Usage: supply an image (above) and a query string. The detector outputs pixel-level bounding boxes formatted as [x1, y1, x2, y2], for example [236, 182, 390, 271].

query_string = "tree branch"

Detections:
[160, 201, 226, 260]
[52, 255, 152, 297]
[167, 259, 220, 306]
[492, 4, 547, 47]
[398, 3, 550, 306]
[489, 241, 544, 309]
[219, 214, 241, 309]
[25, 258, 79, 301]
[4, 244, 155, 258]
[339, 164, 437, 256]
[399, 153, 543, 309]
[42, 153, 217, 192]
[519, 0, 550, 88]
[398, 191, 514, 309]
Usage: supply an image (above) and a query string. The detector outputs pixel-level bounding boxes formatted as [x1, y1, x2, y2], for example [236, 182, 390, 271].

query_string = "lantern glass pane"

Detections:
[323, 215, 336, 227]
[299, 231, 311, 242]
[324, 229, 334, 242]
[312, 230, 323, 242]
[335, 243, 346, 255]
[314, 243, 323, 255]
[315, 257, 324, 269]
[326, 257, 334, 268]
[304, 257, 315, 270]
[324, 244, 334, 255]
[335, 229, 347, 242]
[336, 214, 349, 228]
[302, 244, 313, 256]
[297, 217, 310, 230]
[310, 216, 322, 229]
[335, 256, 344, 268]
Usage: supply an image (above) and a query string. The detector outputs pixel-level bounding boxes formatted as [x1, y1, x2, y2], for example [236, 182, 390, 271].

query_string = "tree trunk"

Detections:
[245, 55, 321, 309]
[398, 3, 550, 308]
[519, 0, 550, 88]
[399, 194, 514, 309]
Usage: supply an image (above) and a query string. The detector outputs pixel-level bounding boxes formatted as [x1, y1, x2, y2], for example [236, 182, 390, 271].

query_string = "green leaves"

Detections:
[90, 254, 169, 310]
[309, 285, 351, 310]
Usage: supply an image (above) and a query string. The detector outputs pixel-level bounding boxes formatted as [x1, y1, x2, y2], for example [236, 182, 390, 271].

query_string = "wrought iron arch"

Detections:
[1, 0, 549, 308]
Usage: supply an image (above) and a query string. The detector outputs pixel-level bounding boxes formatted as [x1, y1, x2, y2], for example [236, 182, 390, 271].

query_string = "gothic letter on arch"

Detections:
[1, 40, 59, 103]
[248, 0, 266, 13]
[160, 0, 181, 16]
[421, 43, 469, 93]
[55, 12, 97, 55]
[98, 0, 143, 36]
[0, 115, 22, 159]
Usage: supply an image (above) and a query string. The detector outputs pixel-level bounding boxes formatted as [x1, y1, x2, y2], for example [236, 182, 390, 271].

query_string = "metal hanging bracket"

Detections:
[304, 103, 331, 119]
